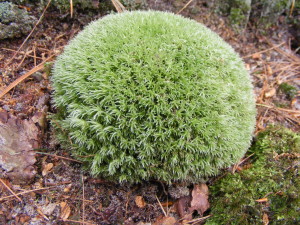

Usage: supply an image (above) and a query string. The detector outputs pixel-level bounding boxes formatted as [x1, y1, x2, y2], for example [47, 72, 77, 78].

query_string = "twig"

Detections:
[243, 42, 285, 58]
[0, 186, 56, 201]
[35, 152, 82, 163]
[257, 103, 300, 114]
[156, 195, 167, 217]
[2, 48, 42, 59]
[70, 0, 73, 18]
[82, 174, 85, 225]
[232, 153, 254, 173]
[61, 219, 96, 225]
[4, 0, 52, 68]
[111, 0, 126, 13]
[177, 0, 194, 14]
[0, 178, 22, 202]
[183, 215, 211, 225]
[0, 54, 55, 99]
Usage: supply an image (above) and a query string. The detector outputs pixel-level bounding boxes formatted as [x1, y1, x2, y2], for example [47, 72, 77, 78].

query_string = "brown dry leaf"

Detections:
[60, 202, 71, 221]
[266, 65, 272, 76]
[42, 163, 53, 176]
[135, 196, 146, 208]
[189, 184, 210, 216]
[263, 213, 269, 225]
[264, 88, 276, 98]
[0, 111, 40, 184]
[153, 215, 177, 225]
[252, 52, 262, 59]
[255, 198, 268, 203]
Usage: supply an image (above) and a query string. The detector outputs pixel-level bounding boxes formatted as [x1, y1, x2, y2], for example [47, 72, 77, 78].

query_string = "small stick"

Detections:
[111, 0, 126, 13]
[156, 195, 167, 217]
[243, 42, 285, 59]
[0, 178, 22, 202]
[33, 44, 37, 67]
[62, 219, 96, 225]
[183, 215, 211, 225]
[2, 48, 43, 59]
[177, 0, 194, 14]
[0, 54, 55, 99]
[70, 0, 73, 18]
[4, 0, 52, 68]
[35, 152, 82, 163]
[0, 186, 55, 201]
[257, 103, 300, 114]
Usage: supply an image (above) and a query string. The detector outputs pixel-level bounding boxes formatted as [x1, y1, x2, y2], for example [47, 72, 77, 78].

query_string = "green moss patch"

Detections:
[51, 11, 256, 183]
[208, 127, 300, 225]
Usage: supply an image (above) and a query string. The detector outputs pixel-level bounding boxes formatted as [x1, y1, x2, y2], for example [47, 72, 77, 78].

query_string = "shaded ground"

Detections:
[0, 1, 299, 225]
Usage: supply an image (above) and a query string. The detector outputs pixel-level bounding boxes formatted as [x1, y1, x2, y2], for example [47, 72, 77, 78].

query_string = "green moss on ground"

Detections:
[278, 83, 298, 100]
[51, 11, 256, 183]
[207, 126, 300, 225]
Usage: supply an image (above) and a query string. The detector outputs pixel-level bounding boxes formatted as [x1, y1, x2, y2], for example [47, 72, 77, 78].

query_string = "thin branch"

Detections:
[0, 178, 22, 202]
[243, 42, 285, 59]
[111, 0, 126, 13]
[177, 0, 194, 14]
[0, 55, 55, 99]
[35, 152, 82, 163]
[82, 174, 85, 225]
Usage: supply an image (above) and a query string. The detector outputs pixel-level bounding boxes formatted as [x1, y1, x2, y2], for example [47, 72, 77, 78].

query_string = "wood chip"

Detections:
[42, 163, 53, 176]
[255, 197, 268, 203]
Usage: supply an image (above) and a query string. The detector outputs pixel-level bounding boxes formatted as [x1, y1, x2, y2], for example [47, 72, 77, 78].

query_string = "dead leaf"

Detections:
[42, 163, 53, 176]
[60, 202, 71, 221]
[175, 196, 192, 220]
[255, 198, 268, 203]
[266, 65, 272, 76]
[189, 184, 210, 216]
[153, 216, 177, 225]
[0, 111, 40, 184]
[263, 213, 269, 225]
[264, 88, 276, 98]
[252, 53, 262, 59]
[135, 196, 146, 208]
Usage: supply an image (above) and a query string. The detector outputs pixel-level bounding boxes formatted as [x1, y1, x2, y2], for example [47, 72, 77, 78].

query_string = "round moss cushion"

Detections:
[51, 11, 256, 183]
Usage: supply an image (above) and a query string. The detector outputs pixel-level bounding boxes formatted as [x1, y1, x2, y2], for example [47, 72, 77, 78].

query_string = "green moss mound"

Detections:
[207, 127, 300, 225]
[51, 11, 256, 183]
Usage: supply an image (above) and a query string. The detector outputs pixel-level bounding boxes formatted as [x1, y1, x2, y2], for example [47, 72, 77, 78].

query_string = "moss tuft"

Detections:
[278, 82, 298, 100]
[208, 126, 300, 225]
[51, 11, 256, 183]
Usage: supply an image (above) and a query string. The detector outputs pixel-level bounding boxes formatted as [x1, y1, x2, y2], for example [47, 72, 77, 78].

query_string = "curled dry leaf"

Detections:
[189, 184, 210, 216]
[60, 202, 71, 221]
[264, 88, 276, 98]
[135, 196, 146, 208]
[42, 163, 53, 176]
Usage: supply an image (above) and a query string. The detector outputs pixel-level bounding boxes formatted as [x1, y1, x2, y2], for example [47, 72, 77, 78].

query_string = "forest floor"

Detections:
[0, 1, 299, 225]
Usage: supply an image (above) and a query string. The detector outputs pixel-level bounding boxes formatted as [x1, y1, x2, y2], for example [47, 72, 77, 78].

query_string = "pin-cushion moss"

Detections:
[51, 11, 256, 183]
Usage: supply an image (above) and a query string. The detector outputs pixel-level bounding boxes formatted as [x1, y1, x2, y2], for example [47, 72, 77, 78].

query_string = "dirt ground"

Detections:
[0, 1, 299, 225]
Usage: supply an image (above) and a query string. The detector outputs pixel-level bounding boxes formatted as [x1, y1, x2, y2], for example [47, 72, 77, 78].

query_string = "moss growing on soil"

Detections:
[51, 11, 256, 183]
[207, 126, 300, 225]
[278, 83, 298, 100]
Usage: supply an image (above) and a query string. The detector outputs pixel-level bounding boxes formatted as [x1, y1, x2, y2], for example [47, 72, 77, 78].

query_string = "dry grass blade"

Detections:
[111, 0, 126, 13]
[243, 42, 285, 58]
[156, 195, 167, 217]
[4, 0, 52, 68]
[0, 55, 54, 99]
[0, 178, 22, 202]
[177, 0, 194, 14]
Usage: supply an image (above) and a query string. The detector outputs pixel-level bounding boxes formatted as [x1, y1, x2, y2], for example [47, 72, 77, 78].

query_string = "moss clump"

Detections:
[51, 11, 256, 183]
[207, 127, 300, 225]
[278, 83, 298, 100]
